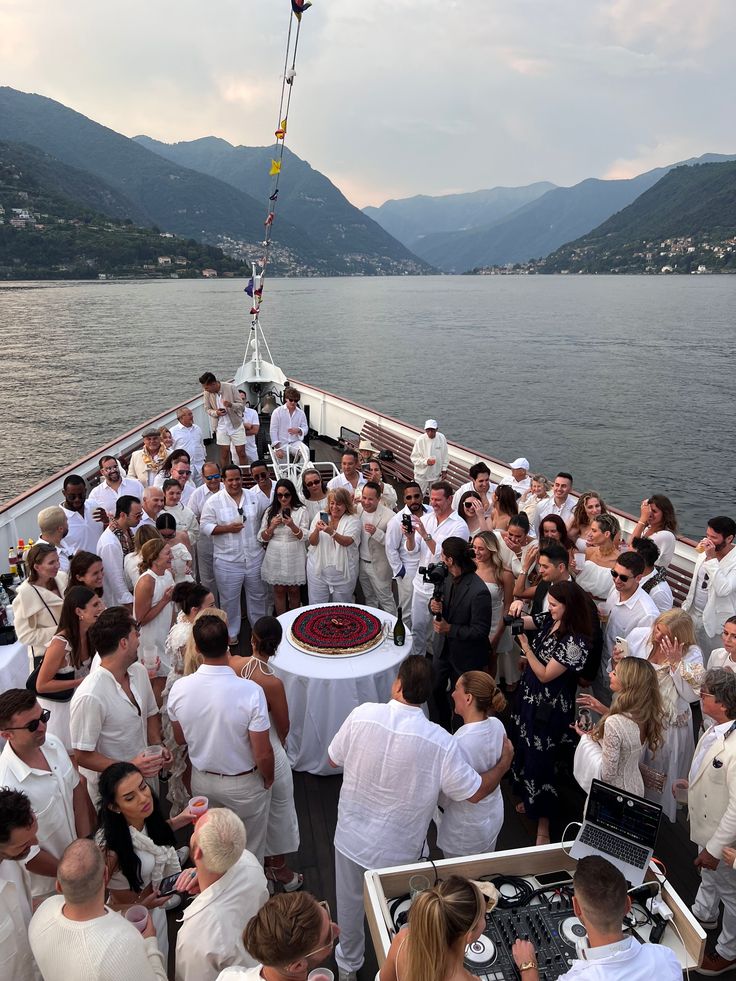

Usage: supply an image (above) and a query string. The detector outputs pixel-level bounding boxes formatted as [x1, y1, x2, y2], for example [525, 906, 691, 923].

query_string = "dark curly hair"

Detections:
[0, 787, 34, 845]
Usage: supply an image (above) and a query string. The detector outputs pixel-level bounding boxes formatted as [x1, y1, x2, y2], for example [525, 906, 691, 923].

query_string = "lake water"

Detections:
[1, 275, 734, 537]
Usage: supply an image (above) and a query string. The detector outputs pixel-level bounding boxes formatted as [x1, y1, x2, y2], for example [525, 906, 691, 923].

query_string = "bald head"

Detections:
[57, 838, 105, 904]
[142, 486, 165, 517]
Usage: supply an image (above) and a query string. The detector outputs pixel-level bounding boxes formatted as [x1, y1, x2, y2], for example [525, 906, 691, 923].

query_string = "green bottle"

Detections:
[393, 606, 406, 647]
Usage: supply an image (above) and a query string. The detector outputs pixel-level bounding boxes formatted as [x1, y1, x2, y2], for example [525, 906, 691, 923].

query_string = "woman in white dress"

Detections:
[155, 512, 194, 583]
[258, 478, 310, 615]
[228, 617, 301, 890]
[623, 608, 704, 820]
[437, 672, 507, 859]
[472, 532, 514, 682]
[626, 494, 678, 569]
[98, 762, 194, 959]
[300, 468, 327, 523]
[12, 543, 68, 666]
[133, 540, 175, 703]
[161, 582, 215, 815]
[575, 513, 622, 602]
[574, 656, 665, 796]
[306, 488, 361, 604]
[35, 585, 104, 752]
[567, 491, 608, 551]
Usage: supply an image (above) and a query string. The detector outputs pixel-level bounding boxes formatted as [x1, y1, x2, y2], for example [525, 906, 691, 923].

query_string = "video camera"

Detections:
[419, 561, 448, 620]
[503, 613, 526, 637]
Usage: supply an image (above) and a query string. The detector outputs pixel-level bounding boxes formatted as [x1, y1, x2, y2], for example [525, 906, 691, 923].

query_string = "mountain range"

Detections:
[0, 87, 429, 276]
[539, 161, 736, 274]
[366, 154, 736, 272]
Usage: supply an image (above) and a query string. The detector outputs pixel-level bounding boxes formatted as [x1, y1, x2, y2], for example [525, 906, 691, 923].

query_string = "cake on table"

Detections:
[290, 605, 383, 655]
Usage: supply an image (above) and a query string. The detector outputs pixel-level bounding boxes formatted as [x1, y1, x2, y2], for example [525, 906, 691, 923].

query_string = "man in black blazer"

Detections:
[429, 536, 492, 729]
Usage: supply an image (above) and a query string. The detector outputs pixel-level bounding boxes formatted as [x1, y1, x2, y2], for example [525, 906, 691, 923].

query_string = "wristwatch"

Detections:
[518, 961, 538, 972]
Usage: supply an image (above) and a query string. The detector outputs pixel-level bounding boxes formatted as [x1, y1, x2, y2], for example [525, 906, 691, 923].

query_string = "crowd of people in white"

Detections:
[3, 382, 736, 980]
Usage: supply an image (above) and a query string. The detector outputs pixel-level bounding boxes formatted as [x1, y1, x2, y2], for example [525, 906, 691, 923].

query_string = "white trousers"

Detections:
[196, 534, 218, 604]
[307, 573, 355, 605]
[191, 767, 271, 864]
[244, 550, 268, 627]
[214, 557, 247, 640]
[410, 585, 434, 655]
[395, 571, 416, 628]
[334, 848, 369, 974]
[359, 560, 397, 616]
[692, 612, 721, 665]
[693, 860, 736, 959]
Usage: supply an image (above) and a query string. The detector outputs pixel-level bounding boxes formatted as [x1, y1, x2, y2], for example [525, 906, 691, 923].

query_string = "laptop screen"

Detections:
[586, 780, 662, 849]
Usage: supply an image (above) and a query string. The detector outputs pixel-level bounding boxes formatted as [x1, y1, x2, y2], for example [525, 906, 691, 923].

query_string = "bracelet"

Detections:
[519, 961, 538, 972]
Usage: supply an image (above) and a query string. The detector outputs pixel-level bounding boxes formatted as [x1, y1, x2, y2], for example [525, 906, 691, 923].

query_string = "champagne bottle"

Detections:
[393, 606, 406, 647]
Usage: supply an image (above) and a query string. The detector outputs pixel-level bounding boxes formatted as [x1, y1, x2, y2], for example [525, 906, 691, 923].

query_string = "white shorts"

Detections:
[216, 425, 246, 447]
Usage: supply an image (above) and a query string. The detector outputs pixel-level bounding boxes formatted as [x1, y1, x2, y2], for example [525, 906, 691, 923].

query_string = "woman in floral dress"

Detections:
[510, 580, 592, 844]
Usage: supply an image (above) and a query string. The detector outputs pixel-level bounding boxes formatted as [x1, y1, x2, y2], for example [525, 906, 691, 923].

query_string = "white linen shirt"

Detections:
[187, 483, 217, 520]
[163, 503, 200, 547]
[269, 404, 308, 448]
[500, 473, 531, 496]
[167, 665, 269, 773]
[327, 471, 366, 494]
[70, 662, 158, 798]
[200, 488, 255, 563]
[171, 422, 206, 471]
[328, 699, 481, 868]
[640, 569, 674, 613]
[385, 506, 429, 579]
[558, 935, 681, 980]
[451, 480, 496, 515]
[61, 502, 104, 555]
[0, 735, 79, 897]
[411, 510, 470, 594]
[175, 850, 269, 981]
[534, 495, 576, 534]
[603, 585, 659, 668]
[0, 858, 40, 981]
[242, 406, 259, 460]
[97, 527, 134, 605]
[410, 432, 449, 485]
[88, 477, 144, 515]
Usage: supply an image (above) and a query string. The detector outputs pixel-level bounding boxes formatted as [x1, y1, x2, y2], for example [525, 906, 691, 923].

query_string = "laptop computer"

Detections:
[570, 779, 662, 886]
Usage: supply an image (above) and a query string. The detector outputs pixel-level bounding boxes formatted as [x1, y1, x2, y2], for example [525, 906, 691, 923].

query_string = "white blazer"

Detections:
[682, 548, 736, 637]
[688, 722, 736, 856]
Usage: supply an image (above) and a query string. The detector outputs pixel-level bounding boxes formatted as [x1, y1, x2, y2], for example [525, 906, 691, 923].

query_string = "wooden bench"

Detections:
[360, 421, 470, 492]
[667, 560, 693, 608]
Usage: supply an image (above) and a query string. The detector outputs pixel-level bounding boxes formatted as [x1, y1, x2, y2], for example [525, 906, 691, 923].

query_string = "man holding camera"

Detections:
[385, 482, 429, 628]
[409, 481, 469, 656]
[429, 536, 493, 730]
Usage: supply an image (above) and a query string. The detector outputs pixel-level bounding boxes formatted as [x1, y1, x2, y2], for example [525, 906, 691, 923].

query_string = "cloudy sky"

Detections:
[1, 0, 733, 206]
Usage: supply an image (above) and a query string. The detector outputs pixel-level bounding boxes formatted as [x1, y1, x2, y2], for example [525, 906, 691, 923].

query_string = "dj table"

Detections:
[365, 844, 705, 979]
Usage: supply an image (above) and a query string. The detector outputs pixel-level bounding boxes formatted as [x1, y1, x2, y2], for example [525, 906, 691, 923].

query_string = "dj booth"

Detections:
[364, 843, 705, 978]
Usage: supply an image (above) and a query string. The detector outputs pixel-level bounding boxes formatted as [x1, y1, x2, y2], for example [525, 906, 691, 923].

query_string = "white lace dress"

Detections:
[599, 714, 644, 795]
[161, 614, 193, 815]
[628, 627, 704, 821]
[258, 506, 310, 585]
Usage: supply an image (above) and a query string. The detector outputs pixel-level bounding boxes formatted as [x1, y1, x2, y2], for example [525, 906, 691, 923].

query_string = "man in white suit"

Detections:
[682, 516, 736, 663]
[357, 482, 396, 615]
[684, 668, 736, 976]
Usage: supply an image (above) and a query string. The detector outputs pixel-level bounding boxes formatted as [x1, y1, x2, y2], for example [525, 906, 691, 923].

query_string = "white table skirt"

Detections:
[0, 640, 30, 693]
[272, 603, 412, 775]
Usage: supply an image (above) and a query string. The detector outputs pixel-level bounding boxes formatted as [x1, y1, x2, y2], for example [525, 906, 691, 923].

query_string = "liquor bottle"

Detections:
[16, 539, 26, 580]
[8, 546, 18, 579]
[393, 607, 406, 647]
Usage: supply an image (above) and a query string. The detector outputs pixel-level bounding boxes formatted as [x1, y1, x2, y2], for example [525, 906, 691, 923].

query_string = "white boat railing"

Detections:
[1, 377, 700, 585]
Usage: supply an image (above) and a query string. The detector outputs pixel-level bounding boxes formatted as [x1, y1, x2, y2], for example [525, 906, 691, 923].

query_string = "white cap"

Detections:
[424, 419, 439, 430]
[510, 457, 530, 470]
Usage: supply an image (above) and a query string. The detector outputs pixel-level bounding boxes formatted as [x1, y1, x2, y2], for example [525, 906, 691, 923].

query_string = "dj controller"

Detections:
[387, 872, 640, 980]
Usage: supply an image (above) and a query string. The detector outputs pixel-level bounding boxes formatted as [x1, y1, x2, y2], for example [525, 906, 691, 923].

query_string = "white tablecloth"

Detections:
[272, 603, 412, 775]
[0, 640, 30, 692]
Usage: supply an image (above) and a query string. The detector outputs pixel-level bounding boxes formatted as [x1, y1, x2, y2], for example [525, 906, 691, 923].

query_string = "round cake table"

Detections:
[272, 603, 412, 775]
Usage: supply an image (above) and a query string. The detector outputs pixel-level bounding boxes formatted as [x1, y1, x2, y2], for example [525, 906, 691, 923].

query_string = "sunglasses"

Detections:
[405, 494, 423, 501]
[204, 473, 221, 481]
[301, 900, 339, 959]
[237, 507, 244, 517]
[174, 469, 192, 476]
[610, 570, 631, 582]
[305, 479, 322, 488]
[254, 473, 269, 481]
[276, 492, 292, 499]
[5, 709, 51, 732]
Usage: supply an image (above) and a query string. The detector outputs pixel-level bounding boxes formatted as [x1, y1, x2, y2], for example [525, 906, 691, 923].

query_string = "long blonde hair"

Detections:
[591, 657, 665, 752]
[184, 607, 228, 675]
[405, 876, 484, 981]
[457, 670, 506, 715]
[472, 531, 505, 582]
[650, 608, 697, 651]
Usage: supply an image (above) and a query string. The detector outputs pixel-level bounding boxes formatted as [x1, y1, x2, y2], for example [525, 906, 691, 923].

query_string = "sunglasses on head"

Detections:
[610, 570, 631, 582]
[5, 708, 51, 732]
